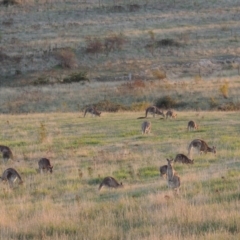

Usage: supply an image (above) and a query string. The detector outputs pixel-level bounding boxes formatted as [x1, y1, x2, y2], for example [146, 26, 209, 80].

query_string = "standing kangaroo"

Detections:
[174, 154, 194, 164]
[38, 158, 53, 173]
[166, 110, 177, 119]
[187, 120, 198, 131]
[98, 176, 123, 191]
[142, 121, 151, 134]
[0, 145, 14, 163]
[84, 107, 101, 117]
[166, 158, 181, 192]
[188, 139, 216, 157]
[145, 106, 165, 118]
[0, 168, 23, 188]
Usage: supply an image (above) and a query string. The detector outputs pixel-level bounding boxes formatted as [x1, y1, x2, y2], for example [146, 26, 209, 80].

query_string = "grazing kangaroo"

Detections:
[84, 107, 101, 117]
[145, 106, 165, 118]
[98, 176, 123, 191]
[188, 139, 216, 157]
[187, 120, 198, 131]
[142, 121, 151, 134]
[166, 158, 181, 192]
[38, 158, 53, 173]
[0, 168, 23, 188]
[166, 110, 177, 119]
[174, 154, 194, 164]
[0, 145, 14, 163]
[159, 165, 168, 177]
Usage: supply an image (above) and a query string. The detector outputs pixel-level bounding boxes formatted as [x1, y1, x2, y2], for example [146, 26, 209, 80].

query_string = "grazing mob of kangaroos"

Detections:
[0, 109, 217, 195]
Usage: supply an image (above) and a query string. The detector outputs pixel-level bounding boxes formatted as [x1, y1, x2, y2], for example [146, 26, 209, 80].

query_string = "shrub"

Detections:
[55, 48, 78, 69]
[104, 33, 126, 55]
[217, 102, 240, 111]
[155, 96, 177, 109]
[219, 82, 229, 99]
[156, 38, 181, 47]
[85, 36, 103, 55]
[2, 0, 20, 6]
[131, 102, 150, 111]
[33, 77, 50, 86]
[93, 100, 129, 112]
[62, 72, 89, 84]
[152, 69, 166, 80]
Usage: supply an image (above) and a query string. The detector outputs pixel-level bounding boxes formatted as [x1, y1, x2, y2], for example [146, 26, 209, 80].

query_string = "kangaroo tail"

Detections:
[98, 183, 103, 191]
[9, 150, 14, 160]
[188, 143, 192, 157]
[145, 109, 148, 118]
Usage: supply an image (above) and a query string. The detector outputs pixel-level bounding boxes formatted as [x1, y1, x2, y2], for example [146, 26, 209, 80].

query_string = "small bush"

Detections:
[219, 82, 229, 99]
[155, 96, 177, 109]
[104, 33, 126, 55]
[93, 100, 129, 112]
[156, 38, 181, 47]
[217, 102, 240, 111]
[2, 0, 20, 6]
[62, 72, 89, 84]
[128, 4, 140, 12]
[33, 77, 50, 86]
[85, 36, 103, 55]
[152, 69, 166, 80]
[55, 48, 78, 69]
[130, 101, 150, 111]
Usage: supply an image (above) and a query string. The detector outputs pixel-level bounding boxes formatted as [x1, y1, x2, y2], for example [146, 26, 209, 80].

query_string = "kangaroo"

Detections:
[188, 139, 216, 157]
[98, 176, 123, 191]
[84, 107, 101, 117]
[142, 121, 151, 134]
[145, 106, 165, 118]
[174, 154, 194, 164]
[166, 158, 181, 192]
[38, 158, 53, 173]
[0, 145, 14, 163]
[187, 120, 198, 131]
[159, 165, 168, 177]
[0, 168, 23, 188]
[166, 110, 177, 119]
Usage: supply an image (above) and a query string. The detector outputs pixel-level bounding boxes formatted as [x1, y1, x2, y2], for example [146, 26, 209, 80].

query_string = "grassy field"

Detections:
[0, 1, 240, 239]
[0, 111, 240, 239]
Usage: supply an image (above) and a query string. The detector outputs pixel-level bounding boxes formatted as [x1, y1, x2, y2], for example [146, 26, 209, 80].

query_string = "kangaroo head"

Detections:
[49, 166, 53, 173]
[212, 146, 216, 154]
[167, 158, 174, 165]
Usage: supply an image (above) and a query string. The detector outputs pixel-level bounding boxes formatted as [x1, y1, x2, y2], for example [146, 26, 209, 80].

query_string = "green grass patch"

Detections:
[137, 166, 159, 179]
